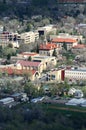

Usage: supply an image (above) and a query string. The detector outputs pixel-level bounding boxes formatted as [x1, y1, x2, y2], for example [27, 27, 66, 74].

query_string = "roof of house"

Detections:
[0, 67, 37, 75]
[16, 60, 41, 67]
[52, 38, 77, 43]
[20, 52, 38, 57]
[72, 44, 86, 49]
[39, 42, 59, 50]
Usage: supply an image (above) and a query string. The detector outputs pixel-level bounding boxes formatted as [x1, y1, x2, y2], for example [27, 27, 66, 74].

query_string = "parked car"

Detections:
[31, 97, 45, 103]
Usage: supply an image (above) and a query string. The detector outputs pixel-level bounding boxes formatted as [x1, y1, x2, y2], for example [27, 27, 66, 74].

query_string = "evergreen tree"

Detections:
[63, 42, 67, 50]
[28, 56, 32, 61]
[36, 44, 39, 53]
[52, 48, 57, 57]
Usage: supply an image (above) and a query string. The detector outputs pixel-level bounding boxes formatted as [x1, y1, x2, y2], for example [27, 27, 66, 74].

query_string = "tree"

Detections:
[7, 54, 11, 60]
[26, 23, 33, 32]
[52, 49, 57, 57]
[63, 42, 67, 51]
[28, 56, 32, 61]
[24, 82, 36, 96]
[36, 44, 39, 53]
[7, 43, 13, 48]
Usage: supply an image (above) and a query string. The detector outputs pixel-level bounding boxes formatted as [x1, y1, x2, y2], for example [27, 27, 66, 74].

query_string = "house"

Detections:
[46, 68, 65, 82]
[39, 41, 60, 56]
[52, 38, 78, 50]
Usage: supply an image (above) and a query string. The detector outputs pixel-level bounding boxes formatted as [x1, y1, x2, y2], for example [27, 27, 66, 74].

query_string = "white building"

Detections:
[65, 68, 86, 80]
[21, 31, 39, 44]
[38, 25, 56, 36]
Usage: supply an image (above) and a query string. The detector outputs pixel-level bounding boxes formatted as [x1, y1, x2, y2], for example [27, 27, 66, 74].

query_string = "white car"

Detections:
[31, 97, 45, 103]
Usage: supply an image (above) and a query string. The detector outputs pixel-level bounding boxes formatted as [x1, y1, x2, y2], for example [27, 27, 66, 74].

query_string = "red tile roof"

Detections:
[16, 60, 41, 67]
[0, 67, 37, 76]
[20, 52, 38, 57]
[39, 43, 59, 50]
[73, 44, 86, 49]
[52, 38, 77, 43]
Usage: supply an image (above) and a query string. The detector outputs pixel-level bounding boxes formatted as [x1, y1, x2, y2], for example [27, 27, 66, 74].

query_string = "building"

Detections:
[0, 65, 40, 81]
[65, 68, 86, 80]
[52, 38, 78, 50]
[39, 41, 60, 56]
[50, 33, 83, 42]
[46, 68, 65, 82]
[32, 55, 57, 70]
[21, 31, 39, 44]
[0, 32, 21, 48]
[15, 60, 43, 73]
[18, 52, 39, 59]
[38, 25, 56, 36]
[72, 44, 86, 53]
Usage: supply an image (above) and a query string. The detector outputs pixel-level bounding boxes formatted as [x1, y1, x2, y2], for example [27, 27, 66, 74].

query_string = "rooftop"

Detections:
[19, 52, 39, 57]
[16, 60, 41, 67]
[73, 44, 86, 49]
[0, 67, 37, 75]
[52, 38, 77, 43]
[39, 42, 59, 50]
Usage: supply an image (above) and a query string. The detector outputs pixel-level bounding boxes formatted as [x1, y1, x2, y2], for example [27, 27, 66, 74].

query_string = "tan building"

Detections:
[21, 31, 39, 44]
[32, 55, 57, 70]
[15, 60, 43, 73]
[46, 68, 65, 82]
